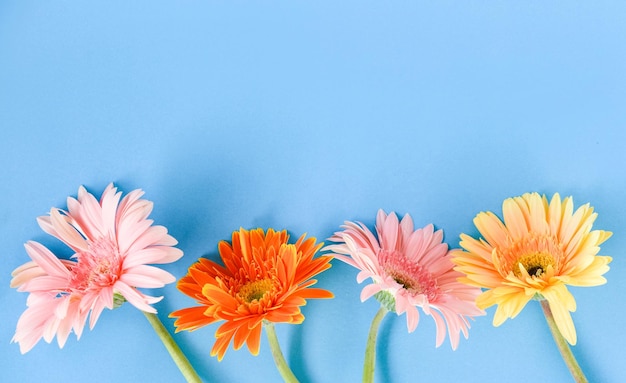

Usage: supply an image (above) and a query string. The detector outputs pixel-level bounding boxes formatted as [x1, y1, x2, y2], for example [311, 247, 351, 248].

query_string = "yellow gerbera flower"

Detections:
[451, 192, 612, 345]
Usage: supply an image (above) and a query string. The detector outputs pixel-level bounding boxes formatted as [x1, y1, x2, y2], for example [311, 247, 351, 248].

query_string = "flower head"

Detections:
[324, 210, 484, 350]
[11, 184, 183, 353]
[171, 228, 333, 361]
[451, 192, 612, 345]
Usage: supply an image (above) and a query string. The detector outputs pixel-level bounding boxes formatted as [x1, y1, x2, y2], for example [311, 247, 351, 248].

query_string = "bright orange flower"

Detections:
[171, 228, 333, 361]
[451, 193, 612, 345]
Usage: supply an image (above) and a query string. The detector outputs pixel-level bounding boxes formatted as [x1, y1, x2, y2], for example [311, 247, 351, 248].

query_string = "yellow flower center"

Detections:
[238, 278, 274, 303]
[495, 233, 563, 279]
[514, 251, 555, 278]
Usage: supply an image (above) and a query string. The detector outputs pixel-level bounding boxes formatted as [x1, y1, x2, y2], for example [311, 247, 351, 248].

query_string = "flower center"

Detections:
[379, 250, 438, 301]
[238, 278, 274, 303]
[495, 233, 562, 279]
[515, 252, 554, 278]
[69, 237, 123, 293]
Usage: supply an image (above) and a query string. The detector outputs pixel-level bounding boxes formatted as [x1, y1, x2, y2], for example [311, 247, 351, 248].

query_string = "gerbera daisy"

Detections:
[171, 227, 333, 372]
[451, 192, 612, 382]
[324, 210, 484, 349]
[451, 192, 611, 345]
[11, 184, 184, 354]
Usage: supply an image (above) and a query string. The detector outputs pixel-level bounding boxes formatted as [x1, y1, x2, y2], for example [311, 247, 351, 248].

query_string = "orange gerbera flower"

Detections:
[451, 192, 612, 345]
[171, 228, 333, 361]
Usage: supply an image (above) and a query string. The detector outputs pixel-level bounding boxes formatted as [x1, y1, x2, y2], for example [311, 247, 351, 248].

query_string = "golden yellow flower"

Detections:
[451, 192, 612, 345]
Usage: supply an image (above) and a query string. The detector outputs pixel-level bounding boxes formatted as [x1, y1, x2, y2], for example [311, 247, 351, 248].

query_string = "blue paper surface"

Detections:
[1, 2, 625, 382]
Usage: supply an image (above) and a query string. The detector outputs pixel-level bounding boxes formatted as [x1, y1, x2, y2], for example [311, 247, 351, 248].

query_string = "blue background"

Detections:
[1, 2, 625, 382]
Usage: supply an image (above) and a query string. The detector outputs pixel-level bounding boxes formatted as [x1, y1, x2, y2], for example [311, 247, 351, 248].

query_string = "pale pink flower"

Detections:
[11, 184, 183, 353]
[325, 210, 484, 349]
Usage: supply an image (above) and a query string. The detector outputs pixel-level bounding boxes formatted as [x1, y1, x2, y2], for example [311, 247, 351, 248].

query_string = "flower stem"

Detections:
[363, 306, 389, 383]
[264, 322, 300, 383]
[540, 300, 588, 383]
[143, 311, 202, 383]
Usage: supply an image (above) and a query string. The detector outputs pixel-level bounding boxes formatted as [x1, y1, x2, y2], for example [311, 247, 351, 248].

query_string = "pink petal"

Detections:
[430, 310, 449, 348]
[13, 302, 56, 353]
[399, 213, 415, 244]
[55, 302, 77, 348]
[114, 282, 158, 313]
[20, 275, 69, 293]
[405, 229, 429, 262]
[378, 211, 399, 250]
[404, 305, 420, 332]
[345, 221, 380, 252]
[89, 288, 113, 329]
[10, 261, 45, 288]
[360, 283, 383, 302]
[23, 241, 72, 279]
[120, 265, 175, 288]
[72, 305, 89, 339]
[123, 247, 183, 269]
[154, 233, 179, 246]
[49, 209, 88, 251]
[327, 251, 359, 269]
[99, 185, 122, 238]
[356, 270, 375, 283]
[36, 215, 56, 238]
[116, 220, 155, 253]
[116, 189, 152, 226]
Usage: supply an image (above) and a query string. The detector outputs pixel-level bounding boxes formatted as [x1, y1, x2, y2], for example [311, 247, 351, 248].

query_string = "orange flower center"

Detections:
[379, 250, 438, 300]
[69, 237, 122, 293]
[238, 278, 274, 303]
[495, 233, 563, 279]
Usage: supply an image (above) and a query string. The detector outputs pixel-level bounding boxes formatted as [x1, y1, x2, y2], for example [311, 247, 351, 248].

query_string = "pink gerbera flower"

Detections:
[10, 184, 183, 353]
[325, 209, 484, 349]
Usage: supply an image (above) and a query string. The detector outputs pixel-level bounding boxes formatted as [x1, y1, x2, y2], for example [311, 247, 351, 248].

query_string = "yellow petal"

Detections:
[502, 198, 529, 240]
[527, 192, 549, 234]
[567, 256, 611, 287]
[483, 286, 532, 326]
[474, 212, 509, 248]
[542, 285, 577, 345]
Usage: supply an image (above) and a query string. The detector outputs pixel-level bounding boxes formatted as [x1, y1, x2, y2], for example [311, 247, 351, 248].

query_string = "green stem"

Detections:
[143, 311, 202, 383]
[264, 322, 299, 383]
[540, 300, 588, 383]
[363, 306, 389, 383]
